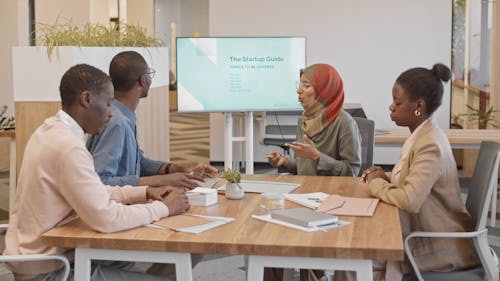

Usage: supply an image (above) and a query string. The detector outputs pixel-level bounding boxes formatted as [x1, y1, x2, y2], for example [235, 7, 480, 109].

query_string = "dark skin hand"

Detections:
[161, 188, 190, 215]
[360, 166, 389, 184]
[139, 173, 205, 189]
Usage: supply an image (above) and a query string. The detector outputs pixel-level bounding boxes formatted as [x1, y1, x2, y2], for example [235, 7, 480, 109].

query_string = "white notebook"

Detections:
[270, 207, 338, 227]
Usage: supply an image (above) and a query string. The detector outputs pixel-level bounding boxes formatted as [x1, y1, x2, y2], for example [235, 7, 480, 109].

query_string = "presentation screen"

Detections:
[176, 37, 306, 112]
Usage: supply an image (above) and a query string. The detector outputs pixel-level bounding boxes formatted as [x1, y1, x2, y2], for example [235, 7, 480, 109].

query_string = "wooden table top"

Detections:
[0, 129, 15, 138]
[375, 128, 500, 145]
[42, 174, 404, 261]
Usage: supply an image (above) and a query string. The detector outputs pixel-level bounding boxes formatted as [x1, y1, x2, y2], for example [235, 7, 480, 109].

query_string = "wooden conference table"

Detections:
[42, 174, 404, 281]
[375, 128, 500, 149]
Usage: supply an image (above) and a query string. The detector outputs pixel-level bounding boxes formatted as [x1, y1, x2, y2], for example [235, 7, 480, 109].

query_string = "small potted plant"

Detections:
[463, 105, 500, 129]
[0, 105, 15, 130]
[220, 169, 244, 199]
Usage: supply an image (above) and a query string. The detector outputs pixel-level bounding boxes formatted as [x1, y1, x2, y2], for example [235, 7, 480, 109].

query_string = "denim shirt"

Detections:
[86, 100, 165, 186]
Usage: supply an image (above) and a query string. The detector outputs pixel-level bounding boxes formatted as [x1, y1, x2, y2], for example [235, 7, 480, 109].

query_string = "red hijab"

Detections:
[301, 64, 345, 137]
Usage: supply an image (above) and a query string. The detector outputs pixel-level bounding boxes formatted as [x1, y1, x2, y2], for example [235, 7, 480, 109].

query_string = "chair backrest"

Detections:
[353, 117, 375, 176]
[465, 141, 500, 231]
[259, 111, 301, 149]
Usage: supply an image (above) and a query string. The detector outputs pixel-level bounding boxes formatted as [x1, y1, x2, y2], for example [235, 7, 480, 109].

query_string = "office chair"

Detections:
[353, 117, 375, 176]
[460, 152, 499, 227]
[402, 141, 500, 281]
[0, 224, 70, 281]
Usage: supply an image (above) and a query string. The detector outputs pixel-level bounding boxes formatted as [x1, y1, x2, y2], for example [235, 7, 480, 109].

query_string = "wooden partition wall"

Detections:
[15, 86, 170, 177]
[15, 102, 61, 175]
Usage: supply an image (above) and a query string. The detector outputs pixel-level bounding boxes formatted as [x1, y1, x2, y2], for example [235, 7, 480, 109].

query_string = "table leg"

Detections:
[247, 256, 265, 281]
[247, 255, 373, 281]
[75, 248, 92, 281]
[175, 253, 193, 281]
[73, 248, 193, 281]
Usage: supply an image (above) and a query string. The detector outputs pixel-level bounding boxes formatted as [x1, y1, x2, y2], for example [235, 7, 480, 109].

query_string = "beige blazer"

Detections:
[369, 119, 479, 273]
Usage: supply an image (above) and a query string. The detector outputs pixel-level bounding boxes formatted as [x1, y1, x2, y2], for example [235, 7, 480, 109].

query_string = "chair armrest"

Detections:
[404, 229, 487, 281]
[405, 229, 486, 240]
[0, 253, 70, 281]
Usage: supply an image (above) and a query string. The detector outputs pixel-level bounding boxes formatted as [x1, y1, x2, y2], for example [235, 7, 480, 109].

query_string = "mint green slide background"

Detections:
[177, 37, 305, 112]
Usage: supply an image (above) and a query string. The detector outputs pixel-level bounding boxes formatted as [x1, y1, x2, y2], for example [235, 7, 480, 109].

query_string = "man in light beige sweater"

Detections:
[3, 64, 189, 281]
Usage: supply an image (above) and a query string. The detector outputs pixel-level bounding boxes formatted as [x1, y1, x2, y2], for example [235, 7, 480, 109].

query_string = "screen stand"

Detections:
[224, 112, 254, 174]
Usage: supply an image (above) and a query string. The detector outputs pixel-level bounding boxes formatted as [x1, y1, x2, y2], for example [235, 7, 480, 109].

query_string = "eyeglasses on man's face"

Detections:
[144, 68, 156, 79]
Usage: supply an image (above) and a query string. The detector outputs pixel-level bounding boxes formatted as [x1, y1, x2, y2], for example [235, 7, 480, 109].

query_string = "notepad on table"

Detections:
[150, 214, 234, 234]
[283, 192, 330, 209]
[316, 195, 379, 217]
[270, 207, 338, 228]
[153, 214, 214, 230]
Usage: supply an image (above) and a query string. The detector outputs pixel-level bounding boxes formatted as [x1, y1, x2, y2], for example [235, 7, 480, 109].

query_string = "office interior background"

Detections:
[0, 1, 500, 279]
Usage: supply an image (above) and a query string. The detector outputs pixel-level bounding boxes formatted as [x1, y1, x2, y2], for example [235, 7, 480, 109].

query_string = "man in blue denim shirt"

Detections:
[87, 51, 218, 188]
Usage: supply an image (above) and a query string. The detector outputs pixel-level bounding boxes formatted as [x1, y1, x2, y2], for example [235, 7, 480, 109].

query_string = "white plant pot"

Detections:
[225, 183, 244, 200]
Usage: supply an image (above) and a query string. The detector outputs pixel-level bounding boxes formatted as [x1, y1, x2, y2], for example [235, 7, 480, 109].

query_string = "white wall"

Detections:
[208, 0, 452, 163]
[127, 0, 154, 35]
[0, 0, 28, 117]
[35, 0, 91, 26]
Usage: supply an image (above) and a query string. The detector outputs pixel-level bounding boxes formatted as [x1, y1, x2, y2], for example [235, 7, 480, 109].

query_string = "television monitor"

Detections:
[176, 37, 306, 112]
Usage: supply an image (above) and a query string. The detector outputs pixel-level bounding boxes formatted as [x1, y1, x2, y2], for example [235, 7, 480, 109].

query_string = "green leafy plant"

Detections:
[450, 113, 463, 129]
[461, 104, 500, 129]
[219, 169, 241, 183]
[35, 17, 164, 60]
[0, 105, 15, 130]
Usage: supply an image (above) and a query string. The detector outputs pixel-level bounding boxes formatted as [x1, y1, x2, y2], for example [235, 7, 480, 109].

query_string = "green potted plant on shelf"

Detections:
[35, 17, 164, 60]
[0, 106, 15, 130]
[450, 113, 464, 129]
[13, 17, 169, 102]
[220, 169, 244, 200]
[462, 104, 500, 129]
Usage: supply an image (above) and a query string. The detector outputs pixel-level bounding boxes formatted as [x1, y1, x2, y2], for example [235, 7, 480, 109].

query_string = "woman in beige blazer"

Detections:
[336, 64, 480, 281]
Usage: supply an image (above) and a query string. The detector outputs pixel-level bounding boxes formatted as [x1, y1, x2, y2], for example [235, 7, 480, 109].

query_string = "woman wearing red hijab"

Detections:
[267, 63, 361, 177]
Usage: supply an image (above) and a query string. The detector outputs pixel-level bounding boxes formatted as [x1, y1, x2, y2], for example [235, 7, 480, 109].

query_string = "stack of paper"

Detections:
[187, 187, 218, 206]
[252, 214, 349, 232]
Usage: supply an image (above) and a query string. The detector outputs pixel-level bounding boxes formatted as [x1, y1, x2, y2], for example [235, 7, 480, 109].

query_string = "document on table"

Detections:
[252, 214, 350, 233]
[218, 180, 300, 194]
[284, 193, 379, 217]
[317, 195, 379, 217]
[148, 214, 234, 234]
[283, 192, 330, 209]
